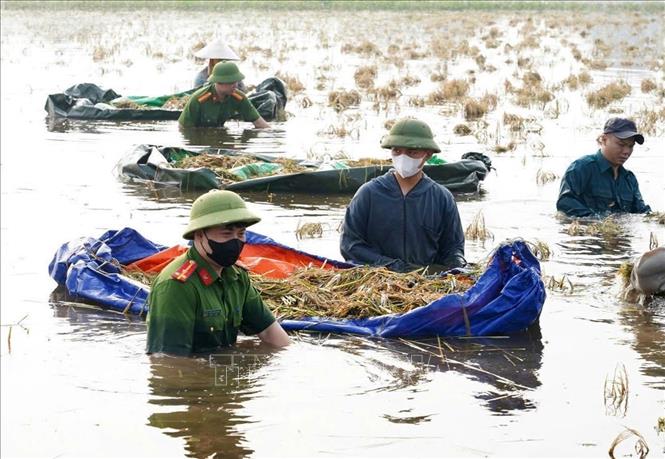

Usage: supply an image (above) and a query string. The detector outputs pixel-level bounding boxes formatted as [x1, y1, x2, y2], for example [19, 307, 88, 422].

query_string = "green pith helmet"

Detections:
[380, 118, 441, 153]
[183, 190, 260, 240]
[207, 62, 244, 84]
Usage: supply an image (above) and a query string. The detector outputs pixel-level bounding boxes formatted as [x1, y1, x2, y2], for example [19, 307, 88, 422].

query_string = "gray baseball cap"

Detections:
[603, 118, 644, 145]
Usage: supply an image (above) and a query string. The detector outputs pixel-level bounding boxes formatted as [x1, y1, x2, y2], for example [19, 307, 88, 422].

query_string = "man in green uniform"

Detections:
[178, 62, 269, 129]
[146, 190, 289, 355]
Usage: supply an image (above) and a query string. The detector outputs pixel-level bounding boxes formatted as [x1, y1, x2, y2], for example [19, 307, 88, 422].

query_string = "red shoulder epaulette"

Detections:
[230, 90, 245, 101]
[197, 92, 213, 103]
[171, 260, 198, 282]
[197, 267, 214, 286]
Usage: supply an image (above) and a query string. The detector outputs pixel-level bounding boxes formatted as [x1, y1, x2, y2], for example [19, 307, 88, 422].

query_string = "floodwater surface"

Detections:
[1, 5, 664, 458]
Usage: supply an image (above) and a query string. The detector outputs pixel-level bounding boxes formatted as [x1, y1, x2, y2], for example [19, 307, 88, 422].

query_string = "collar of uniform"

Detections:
[205, 83, 221, 103]
[187, 246, 239, 282]
[594, 150, 625, 176]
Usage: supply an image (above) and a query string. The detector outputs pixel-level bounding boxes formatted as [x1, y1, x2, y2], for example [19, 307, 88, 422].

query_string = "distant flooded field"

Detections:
[1, 2, 664, 457]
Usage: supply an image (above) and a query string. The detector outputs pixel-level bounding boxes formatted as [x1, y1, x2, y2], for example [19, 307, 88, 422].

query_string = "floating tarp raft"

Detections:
[116, 145, 492, 194]
[48, 228, 545, 338]
[44, 78, 287, 121]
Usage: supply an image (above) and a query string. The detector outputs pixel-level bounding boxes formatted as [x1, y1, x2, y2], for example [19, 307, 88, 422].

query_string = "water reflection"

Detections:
[179, 125, 287, 153]
[147, 350, 269, 458]
[617, 297, 665, 389]
[299, 324, 543, 416]
[45, 117, 173, 134]
[49, 286, 146, 339]
[180, 126, 260, 150]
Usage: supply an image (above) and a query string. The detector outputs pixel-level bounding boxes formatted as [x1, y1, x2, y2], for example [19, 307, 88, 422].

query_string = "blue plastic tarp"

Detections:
[48, 227, 545, 338]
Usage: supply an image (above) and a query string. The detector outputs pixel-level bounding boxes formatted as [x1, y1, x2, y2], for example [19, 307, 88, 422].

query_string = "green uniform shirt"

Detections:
[146, 247, 275, 355]
[178, 83, 260, 128]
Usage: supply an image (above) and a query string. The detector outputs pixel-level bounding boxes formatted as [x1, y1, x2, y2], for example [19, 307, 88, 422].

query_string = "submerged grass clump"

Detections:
[277, 73, 305, 94]
[341, 40, 381, 56]
[354, 65, 377, 89]
[604, 363, 629, 417]
[563, 71, 593, 90]
[567, 217, 622, 239]
[494, 141, 516, 153]
[617, 261, 633, 287]
[453, 124, 472, 136]
[295, 222, 323, 240]
[640, 79, 657, 93]
[526, 239, 552, 261]
[427, 79, 470, 104]
[536, 168, 558, 185]
[545, 275, 574, 293]
[608, 427, 649, 459]
[465, 210, 494, 242]
[586, 81, 631, 109]
[328, 89, 361, 112]
[463, 94, 497, 120]
[644, 211, 665, 225]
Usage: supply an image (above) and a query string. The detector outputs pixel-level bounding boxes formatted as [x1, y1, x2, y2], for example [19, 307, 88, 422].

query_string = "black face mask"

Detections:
[203, 232, 244, 267]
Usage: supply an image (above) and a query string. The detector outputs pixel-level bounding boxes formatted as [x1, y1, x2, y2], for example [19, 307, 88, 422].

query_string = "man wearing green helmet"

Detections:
[340, 118, 466, 273]
[146, 190, 289, 355]
[179, 62, 269, 129]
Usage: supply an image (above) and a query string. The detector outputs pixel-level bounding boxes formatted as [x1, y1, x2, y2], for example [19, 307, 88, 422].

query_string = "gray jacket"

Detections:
[340, 171, 466, 272]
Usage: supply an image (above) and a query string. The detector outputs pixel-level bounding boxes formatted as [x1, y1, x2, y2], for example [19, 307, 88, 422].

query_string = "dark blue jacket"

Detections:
[340, 171, 465, 272]
[556, 150, 651, 217]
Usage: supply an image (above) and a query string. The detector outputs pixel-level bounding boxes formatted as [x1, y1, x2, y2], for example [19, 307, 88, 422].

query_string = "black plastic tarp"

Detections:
[117, 145, 491, 194]
[45, 78, 287, 121]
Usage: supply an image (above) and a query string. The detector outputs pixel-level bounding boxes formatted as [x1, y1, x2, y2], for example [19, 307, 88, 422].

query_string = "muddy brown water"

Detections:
[1, 6, 664, 457]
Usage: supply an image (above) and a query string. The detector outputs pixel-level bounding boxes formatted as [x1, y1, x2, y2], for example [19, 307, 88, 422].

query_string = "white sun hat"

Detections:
[194, 39, 240, 60]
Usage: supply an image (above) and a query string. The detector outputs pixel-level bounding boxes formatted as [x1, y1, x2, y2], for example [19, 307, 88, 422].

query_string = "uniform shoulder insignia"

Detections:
[171, 260, 198, 282]
[230, 89, 245, 101]
[197, 267, 214, 286]
[197, 92, 213, 103]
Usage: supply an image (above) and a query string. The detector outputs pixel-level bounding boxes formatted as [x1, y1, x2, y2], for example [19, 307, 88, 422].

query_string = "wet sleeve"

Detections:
[340, 187, 416, 271]
[435, 195, 466, 269]
[239, 97, 260, 122]
[556, 163, 594, 217]
[146, 280, 196, 355]
[178, 97, 200, 127]
[239, 275, 275, 335]
[628, 174, 651, 214]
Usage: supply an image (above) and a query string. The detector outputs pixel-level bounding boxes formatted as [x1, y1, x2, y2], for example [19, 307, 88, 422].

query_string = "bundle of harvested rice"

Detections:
[250, 265, 476, 319]
[172, 154, 308, 180]
[162, 95, 191, 110]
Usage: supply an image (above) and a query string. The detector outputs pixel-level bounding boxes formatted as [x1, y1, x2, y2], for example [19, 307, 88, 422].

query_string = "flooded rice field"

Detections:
[1, 3, 664, 457]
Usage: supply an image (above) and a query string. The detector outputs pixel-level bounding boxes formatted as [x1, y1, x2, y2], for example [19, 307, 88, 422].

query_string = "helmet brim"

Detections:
[207, 70, 245, 84]
[381, 134, 441, 153]
[183, 208, 260, 240]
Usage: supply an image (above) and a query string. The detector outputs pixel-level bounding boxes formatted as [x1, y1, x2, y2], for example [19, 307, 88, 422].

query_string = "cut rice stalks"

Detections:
[172, 154, 308, 182]
[251, 265, 477, 319]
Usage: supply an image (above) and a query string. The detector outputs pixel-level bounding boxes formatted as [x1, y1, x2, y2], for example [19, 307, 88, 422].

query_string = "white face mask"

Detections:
[392, 154, 423, 178]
